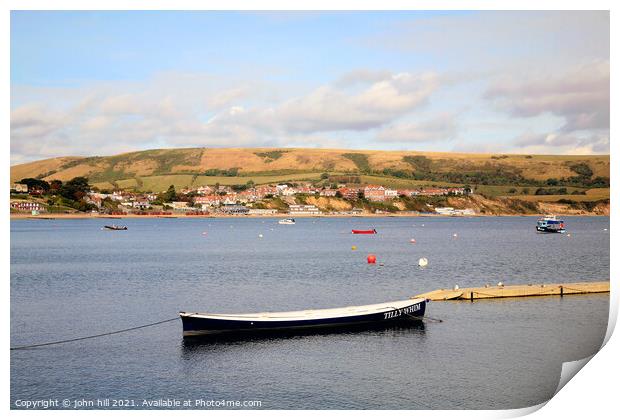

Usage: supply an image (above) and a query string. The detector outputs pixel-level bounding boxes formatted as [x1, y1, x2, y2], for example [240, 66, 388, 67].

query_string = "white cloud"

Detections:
[511, 131, 609, 155]
[11, 70, 441, 163]
[252, 72, 440, 133]
[483, 61, 610, 155]
[485, 61, 609, 133]
[376, 113, 458, 143]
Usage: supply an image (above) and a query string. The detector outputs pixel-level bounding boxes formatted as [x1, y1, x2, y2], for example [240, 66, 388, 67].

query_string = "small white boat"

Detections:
[103, 224, 127, 230]
[278, 218, 296, 225]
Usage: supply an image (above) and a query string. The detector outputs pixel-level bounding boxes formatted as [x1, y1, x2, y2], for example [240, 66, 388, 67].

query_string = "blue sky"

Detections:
[10, 11, 609, 163]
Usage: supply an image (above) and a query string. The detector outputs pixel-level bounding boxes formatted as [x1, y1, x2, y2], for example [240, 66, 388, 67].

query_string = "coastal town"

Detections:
[10, 178, 475, 217]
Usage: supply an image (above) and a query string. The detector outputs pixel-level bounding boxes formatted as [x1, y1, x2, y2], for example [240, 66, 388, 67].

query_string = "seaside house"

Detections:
[132, 199, 150, 209]
[248, 208, 278, 215]
[237, 190, 259, 203]
[447, 187, 466, 195]
[220, 204, 249, 215]
[338, 187, 360, 200]
[397, 189, 421, 197]
[363, 185, 387, 201]
[278, 186, 297, 196]
[196, 186, 213, 195]
[110, 191, 125, 201]
[11, 183, 28, 193]
[320, 189, 338, 197]
[256, 186, 278, 198]
[171, 201, 191, 211]
[194, 195, 221, 207]
[434, 207, 455, 215]
[384, 188, 398, 198]
[289, 204, 321, 215]
[85, 195, 103, 208]
[420, 188, 448, 196]
[221, 196, 238, 206]
[10, 201, 44, 212]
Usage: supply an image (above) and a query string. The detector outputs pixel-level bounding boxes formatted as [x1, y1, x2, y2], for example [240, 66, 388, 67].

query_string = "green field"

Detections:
[477, 184, 590, 197]
[97, 172, 326, 192]
[507, 188, 609, 202]
[359, 175, 463, 189]
[193, 172, 324, 187]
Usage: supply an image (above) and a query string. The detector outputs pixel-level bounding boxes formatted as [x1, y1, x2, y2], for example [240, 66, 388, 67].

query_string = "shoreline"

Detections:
[10, 212, 608, 220]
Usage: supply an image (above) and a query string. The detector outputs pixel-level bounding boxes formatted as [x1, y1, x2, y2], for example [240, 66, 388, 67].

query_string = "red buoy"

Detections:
[367, 254, 377, 264]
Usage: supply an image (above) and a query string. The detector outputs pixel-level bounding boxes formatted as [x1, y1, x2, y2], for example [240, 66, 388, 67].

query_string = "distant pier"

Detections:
[414, 281, 610, 301]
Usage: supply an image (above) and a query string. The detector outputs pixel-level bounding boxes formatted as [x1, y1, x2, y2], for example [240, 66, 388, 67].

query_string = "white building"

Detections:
[11, 184, 28, 193]
[10, 201, 44, 212]
[248, 208, 278, 215]
[384, 188, 398, 198]
[434, 207, 455, 215]
[289, 204, 321, 215]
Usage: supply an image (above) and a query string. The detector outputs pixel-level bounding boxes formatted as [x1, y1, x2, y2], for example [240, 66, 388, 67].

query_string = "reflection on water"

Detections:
[181, 320, 426, 350]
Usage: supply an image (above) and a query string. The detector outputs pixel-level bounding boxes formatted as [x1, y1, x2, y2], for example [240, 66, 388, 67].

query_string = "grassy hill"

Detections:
[10, 147, 610, 196]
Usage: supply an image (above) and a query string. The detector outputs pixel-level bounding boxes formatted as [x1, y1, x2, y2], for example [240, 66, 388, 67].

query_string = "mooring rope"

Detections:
[10, 317, 179, 351]
[406, 314, 443, 323]
[387, 306, 443, 323]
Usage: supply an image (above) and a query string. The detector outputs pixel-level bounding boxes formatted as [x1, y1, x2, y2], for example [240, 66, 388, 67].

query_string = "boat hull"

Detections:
[352, 229, 376, 234]
[180, 299, 426, 337]
[104, 225, 127, 230]
[536, 227, 566, 233]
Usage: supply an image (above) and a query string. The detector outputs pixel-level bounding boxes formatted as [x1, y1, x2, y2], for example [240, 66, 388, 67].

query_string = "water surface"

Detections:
[10, 216, 610, 409]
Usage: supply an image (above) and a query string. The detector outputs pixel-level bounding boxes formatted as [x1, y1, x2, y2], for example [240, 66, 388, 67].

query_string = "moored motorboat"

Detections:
[536, 215, 565, 233]
[278, 218, 296, 225]
[352, 229, 377, 234]
[180, 298, 426, 337]
[104, 225, 128, 230]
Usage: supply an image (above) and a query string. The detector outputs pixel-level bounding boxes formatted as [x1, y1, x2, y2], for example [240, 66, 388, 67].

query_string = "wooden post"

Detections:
[470, 292, 474, 302]
[560, 286, 563, 297]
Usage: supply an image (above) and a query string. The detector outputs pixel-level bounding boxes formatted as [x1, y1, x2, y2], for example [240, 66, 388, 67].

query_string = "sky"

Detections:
[10, 10, 610, 164]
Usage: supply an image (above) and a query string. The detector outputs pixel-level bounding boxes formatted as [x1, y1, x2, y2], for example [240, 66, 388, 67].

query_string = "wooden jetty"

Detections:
[414, 281, 610, 301]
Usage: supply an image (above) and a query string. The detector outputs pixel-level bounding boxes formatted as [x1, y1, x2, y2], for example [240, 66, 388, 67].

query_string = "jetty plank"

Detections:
[414, 281, 610, 301]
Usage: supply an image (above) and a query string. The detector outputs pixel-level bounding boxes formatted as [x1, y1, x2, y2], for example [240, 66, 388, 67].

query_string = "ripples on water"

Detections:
[10, 216, 609, 409]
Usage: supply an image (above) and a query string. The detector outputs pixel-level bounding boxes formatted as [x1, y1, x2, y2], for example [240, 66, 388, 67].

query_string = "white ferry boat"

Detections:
[536, 215, 566, 233]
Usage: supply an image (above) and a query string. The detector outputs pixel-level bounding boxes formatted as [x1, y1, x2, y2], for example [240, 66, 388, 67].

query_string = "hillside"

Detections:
[10, 147, 610, 195]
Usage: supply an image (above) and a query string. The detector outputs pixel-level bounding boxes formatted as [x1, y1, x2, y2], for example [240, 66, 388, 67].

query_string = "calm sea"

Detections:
[10, 216, 610, 409]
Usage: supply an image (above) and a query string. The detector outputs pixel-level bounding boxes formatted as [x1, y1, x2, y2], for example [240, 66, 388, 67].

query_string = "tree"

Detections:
[161, 185, 177, 202]
[49, 180, 63, 192]
[101, 197, 119, 210]
[19, 178, 50, 192]
[59, 177, 90, 201]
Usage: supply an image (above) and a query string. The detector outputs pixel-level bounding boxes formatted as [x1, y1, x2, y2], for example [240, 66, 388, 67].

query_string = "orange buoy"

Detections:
[367, 254, 377, 264]
[410, 238, 416, 243]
